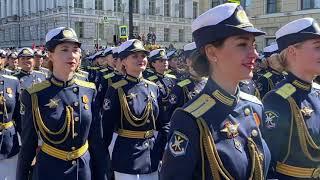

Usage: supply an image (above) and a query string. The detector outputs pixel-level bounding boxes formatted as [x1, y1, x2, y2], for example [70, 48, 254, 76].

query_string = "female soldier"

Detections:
[168, 43, 207, 117]
[160, 3, 270, 179]
[0, 51, 21, 180]
[16, 27, 108, 180]
[14, 48, 46, 90]
[101, 39, 169, 180]
[256, 43, 285, 98]
[262, 17, 320, 179]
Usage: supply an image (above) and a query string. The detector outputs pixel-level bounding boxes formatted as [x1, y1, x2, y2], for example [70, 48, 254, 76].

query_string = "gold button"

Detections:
[70, 154, 75, 158]
[251, 129, 258, 137]
[84, 104, 89, 110]
[74, 132, 78, 137]
[74, 102, 79, 107]
[72, 160, 76, 165]
[0, 81, 3, 85]
[244, 108, 251, 116]
[71, 147, 76, 150]
[74, 117, 79, 122]
[73, 87, 78, 93]
[146, 120, 150, 123]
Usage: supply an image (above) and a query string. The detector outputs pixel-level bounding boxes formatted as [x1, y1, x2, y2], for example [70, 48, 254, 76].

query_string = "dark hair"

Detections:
[191, 38, 226, 76]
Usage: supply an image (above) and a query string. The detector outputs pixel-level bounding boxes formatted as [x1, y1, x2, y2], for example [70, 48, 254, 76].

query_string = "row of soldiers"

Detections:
[1, 2, 320, 180]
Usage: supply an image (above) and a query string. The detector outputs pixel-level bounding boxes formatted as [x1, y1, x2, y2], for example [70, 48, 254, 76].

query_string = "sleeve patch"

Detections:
[169, 131, 189, 157]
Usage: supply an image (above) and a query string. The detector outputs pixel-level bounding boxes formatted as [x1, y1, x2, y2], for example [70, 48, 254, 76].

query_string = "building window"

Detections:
[149, 0, 156, 15]
[179, 29, 184, 42]
[149, 27, 156, 33]
[132, 0, 139, 13]
[74, 0, 83, 8]
[265, 37, 276, 46]
[75, 22, 84, 38]
[301, 0, 320, 9]
[266, 0, 281, 13]
[133, 26, 139, 38]
[164, 0, 170, 17]
[178, 0, 185, 18]
[193, 2, 198, 19]
[114, 0, 122, 12]
[164, 28, 170, 42]
[95, 0, 103, 10]
[99, 23, 104, 39]
[211, 0, 221, 7]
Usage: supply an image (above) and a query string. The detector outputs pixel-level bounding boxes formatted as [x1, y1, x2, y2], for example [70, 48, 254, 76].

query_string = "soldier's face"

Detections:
[49, 42, 81, 74]
[169, 57, 178, 69]
[19, 57, 35, 71]
[289, 38, 320, 77]
[34, 55, 43, 67]
[123, 52, 147, 75]
[152, 59, 168, 74]
[106, 54, 116, 68]
[8, 58, 18, 68]
[207, 34, 258, 81]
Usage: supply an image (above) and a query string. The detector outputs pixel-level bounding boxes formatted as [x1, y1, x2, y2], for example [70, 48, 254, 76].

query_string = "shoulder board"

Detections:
[177, 79, 192, 87]
[5, 69, 13, 73]
[100, 68, 109, 73]
[34, 70, 46, 75]
[282, 71, 288, 76]
[239, 91, 262, 105]
[275, 83, 296, 99]
[165, 69, 172, 74]
[2, 74, 18, 80]
[184, 94, 216, 118]
[142, 79, 157, 86]
[263, 72, 273, 78]
[75, 72, 86, 78]
[92, 67, 100, 70]
[111, 79, 128, 89]
[312, 82, 320, 90]
[165, 74, 177, 79]
[26, 80, 51, 94]
[103, 72, 115, 80]
[147, 75, 158, 81]
[79, 70, 89, 75]
[74, 79, 96, 89]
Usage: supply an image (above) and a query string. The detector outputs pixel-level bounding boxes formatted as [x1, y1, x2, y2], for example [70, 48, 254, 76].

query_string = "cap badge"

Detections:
[237, 10, 250, 24]
[63, 29, 74, 38]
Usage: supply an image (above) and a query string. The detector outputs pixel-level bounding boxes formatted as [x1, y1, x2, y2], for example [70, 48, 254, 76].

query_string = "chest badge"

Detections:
[45, 98, 60, 109]
[6, 88, 13, 98]
[82, 95, 89, 104]
[301, 106, 314, 118]
[220, 121, 240, 138]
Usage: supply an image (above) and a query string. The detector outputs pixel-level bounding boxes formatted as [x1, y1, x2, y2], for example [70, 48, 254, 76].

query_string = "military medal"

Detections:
[82, 95, 89, 104]
[301, 106, 314, 118]
[6, 88, 13, 98]
[45, 98, 60, 109]
[220, 121, 239, 139]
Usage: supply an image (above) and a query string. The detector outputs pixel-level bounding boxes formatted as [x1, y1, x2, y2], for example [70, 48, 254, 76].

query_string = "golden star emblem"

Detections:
[220, 121, 240, 138]
[45, 98, 60, 109]
[171, 135, 184, 151]
[301, 106, 314, 117]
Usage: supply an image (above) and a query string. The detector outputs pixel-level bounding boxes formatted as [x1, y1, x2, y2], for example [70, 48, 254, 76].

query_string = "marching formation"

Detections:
[0, 3, 320, 180]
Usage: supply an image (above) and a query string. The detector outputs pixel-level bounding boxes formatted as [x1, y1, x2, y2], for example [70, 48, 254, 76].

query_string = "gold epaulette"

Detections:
[165, 73, 177, 79]
[146, 69, 154, 73]
[26, 80, 51, 94]
[103, 72, 115, 80]
[147, 75, 158, 81]
[275, 83, 296, 99]
[142, 79, 157, 86]
[74, 79, 96, 89]
[75, 72, 86, 78]
[2, 74, 18, 80]
[34, 70, 46, 76]
[239, 91, 262, 105]
[312, 82, 320, 90]
[91, 67, 100, 70]
[263, 72, 273, 78]
[100, 68, 109, 73]
[79, 70, 88, 75]
[111, 79, 128, 89]
[184, 94, 216, 118]
[177, 79, 191, 87]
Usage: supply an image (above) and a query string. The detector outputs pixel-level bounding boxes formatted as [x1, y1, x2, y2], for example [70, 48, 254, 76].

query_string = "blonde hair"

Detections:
[267, 52, 287, 72]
